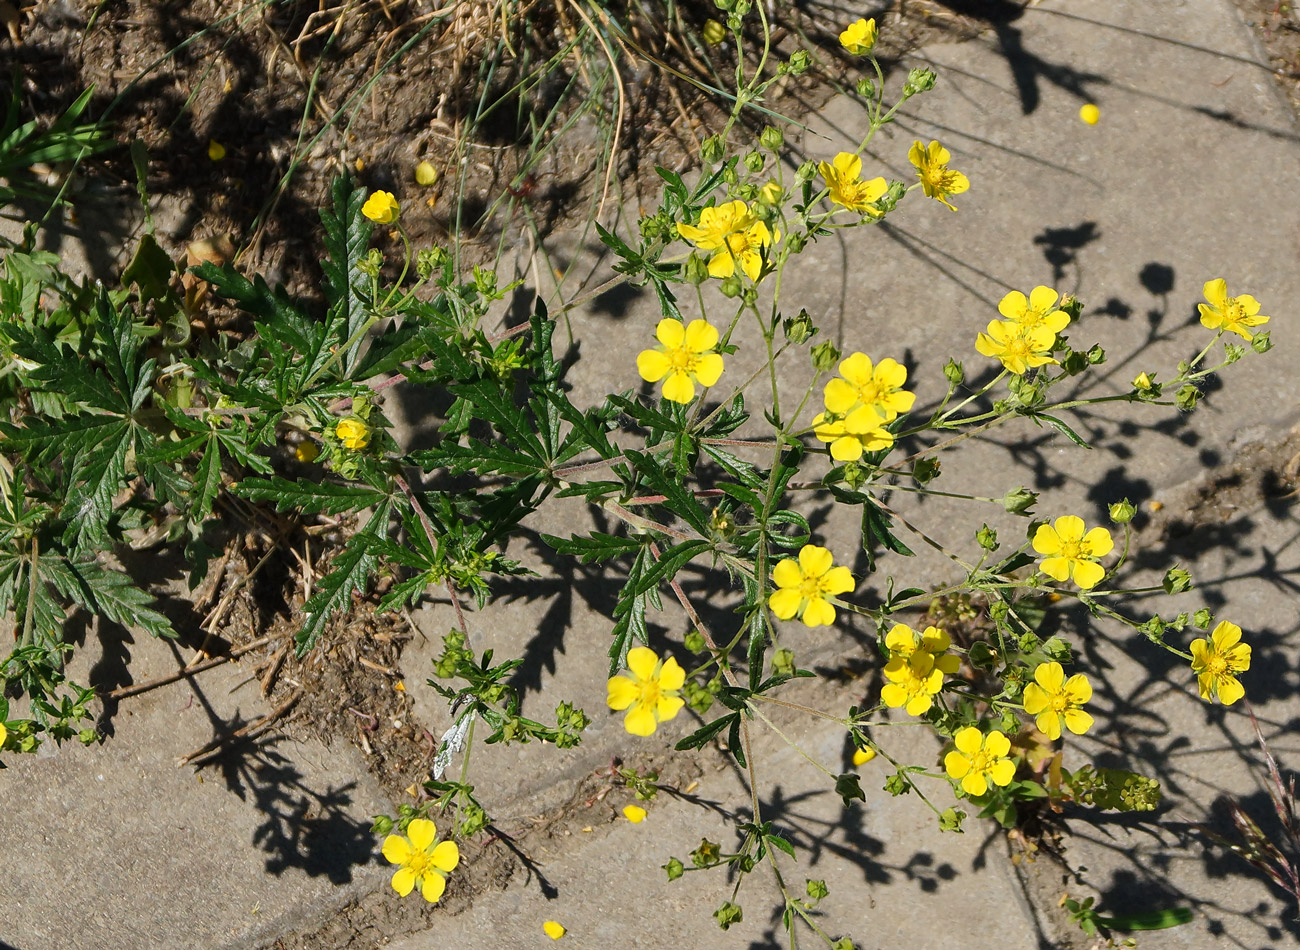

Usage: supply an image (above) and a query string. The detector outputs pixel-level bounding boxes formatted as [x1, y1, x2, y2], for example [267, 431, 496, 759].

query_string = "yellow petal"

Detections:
[1071, 559, 1106, 590]
[655, 318, 685, 348]
[1062, 708, 1094, 735]
[382, 834, 413, 866]
[661, 370, 696, 404]
[684, 319, 719, 353]
[1202, 278, 1228, 308]
[1210, 621, 1242, 651]
[1063, 673, 1092, 704]
[905, 694, 933, 716]
[694, 352, 724, 388]
[407, 818, 437, 852]
[1052, 516, 1085, 544]
[421, 871, 447, 903]
[1022, 683, 1049, 716]
[768, 587, 802, 620]
[822, 565, 855, 596]
[738, 248, 762, 282]
[961, 772, 988, 797]
[1217, 675, 1245, 705]
[984, 730, 1011, 758]
[707, 250, 735, 279]
[623, 805, 648, 823]
[944, 750, 971, 779]
[833, 151, 862, 181]
[1082, 526, 1114, 557]
[881, 683, 908, 708]
[624, 703, 657, 736]
[655, 693, 685, 723]
[989, 758, 1017, 787]
[607, 675, 638, 710]
[1032, 524, 1063, 555]
[771, 558, 802, 589]
[658, 655, 686, 691]
[954, 726, 983, 756]
[1034, 662, 1065, 692]
[801, 596, 837, 628]
[391, 867, 416, 897]
[636, 349, 671, 383]
[543, 920, 567, 940]
[830, 436, 863, 461]
[432, 840, 460, 873]
[853, 747, 876, 766]
[1035, 709, 1062, 741]
[998, 291, 1028, 320]
[885, 623, 916, 656]
[626, 646, 659, 681]
[1189, 638, 1209, 668]
[1028, 285, 1059, 313]
[798, 544, 834, 577]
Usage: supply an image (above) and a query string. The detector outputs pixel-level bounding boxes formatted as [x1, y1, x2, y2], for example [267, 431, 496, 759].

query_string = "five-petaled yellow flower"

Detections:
[997, 286, 1070, 334]
[607, 646, 687, 736]
[819, 152, 887, 215]
[812, 405, 894, 461]
[768, 544, 854, 628]
[1190, 621, 1251, 705]
[944, 727, 1017, 797]
[824, 353, 916, 422]
[381, 818, 460, 902]
[362, 190, 400, 224]
[636, 318, 725, 404]
[677, 200, 778, 281]
[336, 418, 370, 450]
[1022, 662, 1093, 740]
[1198, 278, 1269, 341]
[975, 320, 1058, 375]
[839, 17, 877, 54]
[908, 140, 970, 211]
[884, 623, 960, 676]
[1032, 516, 1113, 590]
[881, 653, 945, 716]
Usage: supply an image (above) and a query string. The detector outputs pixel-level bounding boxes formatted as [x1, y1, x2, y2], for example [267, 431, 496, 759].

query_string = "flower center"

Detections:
[857, 381, 884, 405]
[798, 576, 825, 599]
[1050, 692, 1070, 713]
[968, 750, 991, 774]
[1224, 299, 1246, 324]
[668, 347, 696, 373]
[726, 232, 751, 256]
[1059, 540, 1082, 560]
[637, 677, 662, 707]
[1005, 339, 1031, 360]
[1207, 654, 1228, 676]
[406, 850, 432, 878]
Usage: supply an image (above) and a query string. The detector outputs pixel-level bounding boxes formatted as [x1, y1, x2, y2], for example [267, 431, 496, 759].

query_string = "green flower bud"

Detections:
[416, 247, 445, 279]
[1138, 616, 1167, 641]
[759, 125, 784, 151]
[1193, 607, 1214, 629]
[976, 524, 998, 551]
[783, 308, 814, 344]
[856, 78, 876, 99]
[701, 135, 725, 165]
[1162, 567, 1193, 594]
[721, 165, 739, 186]
[371, 815, 395, 835]
[1087, 344, 1106, 364]
[786, 232, 807, 253]
[1002, 486, 1038, 515]
[943, 358, 965, 385]
[913, 457, 940, 484]
[702, 18, 726, 45]
[744, 150, 765, 173]
[664, 857, 685, 881]
[1175, 383, 1201, 411]
[720, 275, 743, 298]
[903, 67, 938, 96]
[1108, 499, 1136, 524]
[989, 600, 1010, 623]
[1224, 342, 1245, 364]
[357, 247, 384, 278]
[772, 648, 796, 676]
[795, 159, 817, 183]
[938, 808, 965, 833]
[734, 182, 758, 202]
[684, 253, 710, 285]
[685, 629, 707, 653]
[806, 879, 829, 900]
[811, 341, 841, 371]
[741, 286, 758, 307]
[1251, 330, 1272, 353]
[787, 50, 810, 75]
[843, 459, 865, 489]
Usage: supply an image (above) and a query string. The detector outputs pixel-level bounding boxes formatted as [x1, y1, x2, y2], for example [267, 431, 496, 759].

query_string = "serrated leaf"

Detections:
[541, 532, 643, 563]
[319, 174, 374, 377]
[1033, 411, 1092, 449]
[675, 713, 735, 752]
[44, 556, 176, 639]
[296, 503, 391, 654]
[234, 476, 388, 515]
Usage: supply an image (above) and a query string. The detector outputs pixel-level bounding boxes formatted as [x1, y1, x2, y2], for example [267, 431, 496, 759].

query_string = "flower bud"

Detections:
[786, 232, 807, 253]
[759, 125, 784, 152]
[371, 815, 395, 834]
[357, 247, 384, 278]
[1224, 342, 1245, 364]
[1162, 567, 1193, 594]
[744, 150, 765, 173]
[1132, 372, 1153, 391]
[1108, 499, 1136, 524]
[1175, 383, 1201, 411]
[362, 189, 401, 224]
[721, 165, 739, 186]
[664, 857, 685, 881]
[701, 135, 725, 165]
[685, 629, 707, 653]
[684, 253, 710, 285]
[1251, 330, 1273, 353]
[903, 68, 937, 97]
[1193, 607, 1214, 629]
[1001, 486, 1037, 515]
[336, 417, 370, 450]
[783, 308, 814, 344]
[414, 161, 438, 186]
[1086, 344, 1106, 365]
[758, 180, 782, 205]
[811, 341, 841, 371]
[787, 50, 810, 75]
[943, 358, 965, 385]
[851, 747, 875, 767]
[856, 78, 876, 99]
[794, 160, 816, 183]
[702, 18, 726, 45]
[720, 275, 743, 298]
[416, 246, 446, 279]
[976, 524, 998, 551]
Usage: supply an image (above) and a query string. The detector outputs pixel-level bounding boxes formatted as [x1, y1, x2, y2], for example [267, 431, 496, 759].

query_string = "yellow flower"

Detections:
[702, 18, 726, 46]
[812, 405, 894, 461]
[852, 746, 876, 767]
[1133, 372, 1153, 391]
[1198, 278, 1269, 341]
[607, 647, 687, 736]
[543, 920, 567, 940]
[363, 190, 401, 224]
[839, 17, 877, 54]
[908, 140, 970, 211]
[336, 418, 370, 450]
[818, 152, 887, 215]
[676, 200, 778, 281]
[636, 318, 725, 404]
[944, 727, 1017, 797]
[207, 139, 226, 161]
[415, 161, 438, 186]
[975, 320, 1058, 375]
[1190, 621, 1251, 705]
[883, 623, 960, 676]
[1032, 516, 1113, 590]
[623, 805, 648, 823]
[823, 352, 916, 421]
[881, 653, 945, 716]
[295, 440, 320, 463]
[768, 544, 854, 627]
[1022, 662, 1093, 740]
[381, 818, 460, 902]
[997, 286, 1070, 334]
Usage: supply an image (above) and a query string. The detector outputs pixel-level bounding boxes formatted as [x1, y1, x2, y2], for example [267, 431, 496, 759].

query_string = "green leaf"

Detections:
[44, 556, 176, 640]
[296, 503, 391, 654]
[675, 713, 735, 752]
[541, 532, 642, 563]
[234, 476, 387, 515]
[835, 772, 866, 807]
[1032, 412, 1092, 449]
[1096, 907, 1193, 932]
[319, 174, 374, 377]
[189, 436, 222, 522]
[765, 834, 795, 858]
[860, 496, 914, 571]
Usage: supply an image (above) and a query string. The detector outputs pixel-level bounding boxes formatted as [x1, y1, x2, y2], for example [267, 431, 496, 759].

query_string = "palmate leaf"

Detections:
[296, 502, 392, 655]
[42, 555, 176, 640]
[319, 174, 374, 377]
[234, 475, 388, 515]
